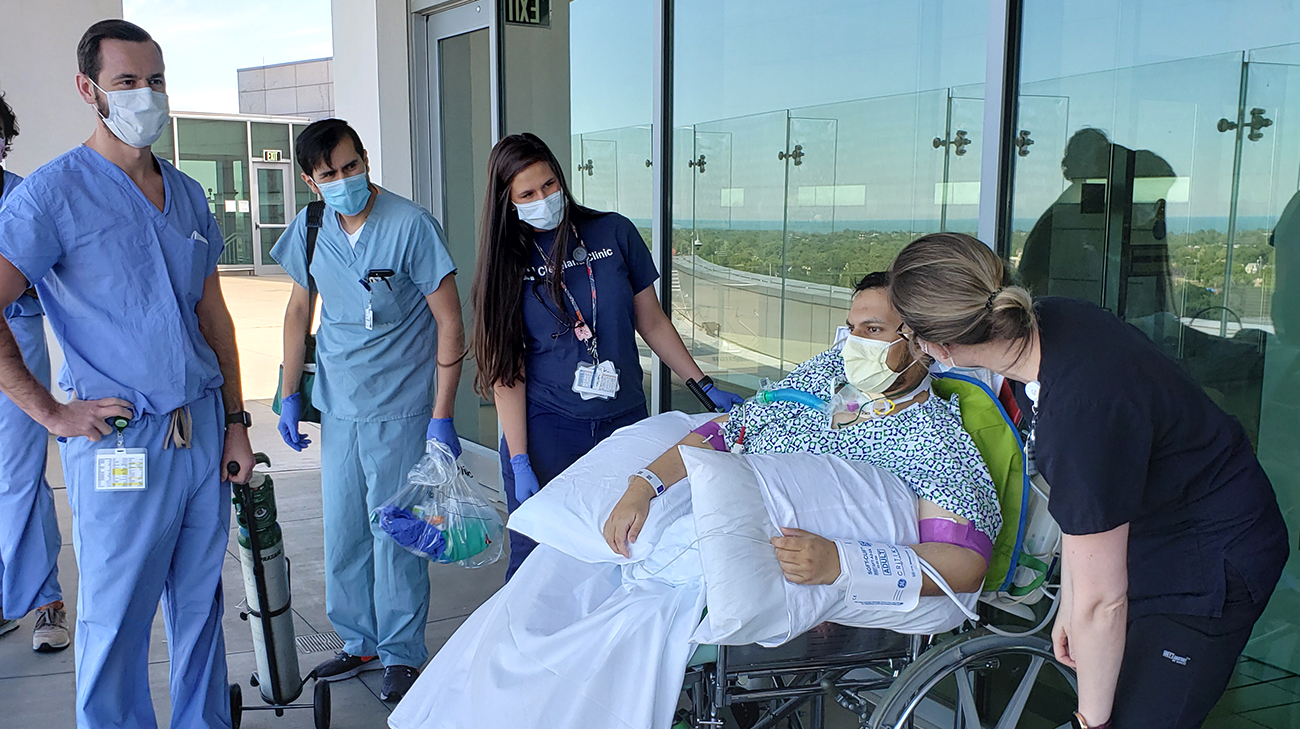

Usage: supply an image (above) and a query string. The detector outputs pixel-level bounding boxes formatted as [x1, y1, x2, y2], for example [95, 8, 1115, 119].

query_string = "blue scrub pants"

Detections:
[0, 313, 62, 618]
[320, 413, 430, 668]
[499, 404, 649, 580]
[60, 388, 231, 729]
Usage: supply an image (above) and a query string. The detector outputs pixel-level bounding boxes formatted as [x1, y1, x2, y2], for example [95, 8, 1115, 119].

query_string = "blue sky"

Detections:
[123, 0, 333, 113]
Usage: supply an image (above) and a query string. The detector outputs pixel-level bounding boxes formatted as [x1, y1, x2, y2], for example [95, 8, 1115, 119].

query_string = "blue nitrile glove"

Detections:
[377, 504, 446, 560]
[277, 393, 312, 451]
[510, 454, 542, 504]
[703, 382, 746, 412]
[427, 417, 462, 459]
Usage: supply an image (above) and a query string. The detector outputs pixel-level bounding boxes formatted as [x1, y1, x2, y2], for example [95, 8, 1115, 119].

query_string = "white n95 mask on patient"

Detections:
[91, 80, 171, 149]
[515, 189, 566, 231]
[841, 334, 914, 396]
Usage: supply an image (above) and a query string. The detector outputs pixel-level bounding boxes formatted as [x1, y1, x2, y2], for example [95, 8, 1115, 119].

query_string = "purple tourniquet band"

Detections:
[691, 420, 728, 452]
[919, 518, 993, 565]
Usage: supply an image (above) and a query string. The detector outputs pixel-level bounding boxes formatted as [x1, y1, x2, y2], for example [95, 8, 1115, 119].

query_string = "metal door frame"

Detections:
[250, 161, 292, 276]
[411, 1, 502, 218]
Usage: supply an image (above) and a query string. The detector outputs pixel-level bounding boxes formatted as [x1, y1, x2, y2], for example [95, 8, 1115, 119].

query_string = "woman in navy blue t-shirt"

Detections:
[470, 134, 742, 579]
[889, 233, 1288, 729]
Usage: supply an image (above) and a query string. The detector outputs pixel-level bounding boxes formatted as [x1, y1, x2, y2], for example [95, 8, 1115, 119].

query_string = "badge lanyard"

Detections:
[534, 228, 620, 400]
[534, 230, 600, 363]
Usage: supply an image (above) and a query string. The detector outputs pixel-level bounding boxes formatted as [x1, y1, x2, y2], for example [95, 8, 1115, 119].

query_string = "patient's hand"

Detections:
[771, 527, 841, 585]
[603, 478, 656, 558]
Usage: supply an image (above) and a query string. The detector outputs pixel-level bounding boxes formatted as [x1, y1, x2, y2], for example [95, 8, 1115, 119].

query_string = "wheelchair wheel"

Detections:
[868, 630, 1076, 729]
[229, 683, 243, 729]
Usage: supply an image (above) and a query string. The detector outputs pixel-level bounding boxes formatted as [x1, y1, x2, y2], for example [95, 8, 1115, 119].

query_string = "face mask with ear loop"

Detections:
[832, 335, 925, 428]
[920, 341, 958, 374]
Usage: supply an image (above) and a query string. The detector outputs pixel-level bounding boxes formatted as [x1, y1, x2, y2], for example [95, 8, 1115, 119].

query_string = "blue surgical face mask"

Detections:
[316, 172, 372, 216]
[515, 189, 566, 231]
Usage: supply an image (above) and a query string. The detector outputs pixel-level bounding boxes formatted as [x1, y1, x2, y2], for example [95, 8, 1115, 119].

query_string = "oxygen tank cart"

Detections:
[227, 454, 331, 729]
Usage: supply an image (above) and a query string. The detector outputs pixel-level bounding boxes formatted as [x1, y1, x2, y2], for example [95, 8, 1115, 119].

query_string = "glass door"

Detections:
[251, 163, 290, 276]
[422, 3, 498, 480]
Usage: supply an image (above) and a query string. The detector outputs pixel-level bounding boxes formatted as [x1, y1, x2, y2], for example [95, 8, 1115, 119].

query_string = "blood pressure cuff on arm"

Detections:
[831, 539, 923, 613]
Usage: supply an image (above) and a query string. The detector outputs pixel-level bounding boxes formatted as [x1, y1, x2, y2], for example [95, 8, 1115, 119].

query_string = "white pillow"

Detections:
[684, 448, 976, 646]
[507, 411, 718, 564]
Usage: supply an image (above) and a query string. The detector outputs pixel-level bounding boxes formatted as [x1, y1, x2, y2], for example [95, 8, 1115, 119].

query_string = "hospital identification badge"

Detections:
[95, 448, 148, 491]
[572, 360, 620, 400]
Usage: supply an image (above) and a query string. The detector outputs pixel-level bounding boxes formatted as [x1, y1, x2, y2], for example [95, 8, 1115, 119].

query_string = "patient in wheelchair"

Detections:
[389, 273, 1000, 729]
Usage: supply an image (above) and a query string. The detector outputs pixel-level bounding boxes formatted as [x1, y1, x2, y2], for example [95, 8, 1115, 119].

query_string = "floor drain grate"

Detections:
[295, 631, 345, 654]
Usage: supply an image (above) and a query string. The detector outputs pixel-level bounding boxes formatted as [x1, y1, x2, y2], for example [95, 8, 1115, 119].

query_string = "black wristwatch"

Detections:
[225, 411, 252, 429]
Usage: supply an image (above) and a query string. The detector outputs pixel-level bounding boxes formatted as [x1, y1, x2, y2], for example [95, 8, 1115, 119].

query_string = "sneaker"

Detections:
[313, 651, 383, 682]
[32, 603, 71, 653]
[380, 665, 420, 703]
[0, 618, 18, 639]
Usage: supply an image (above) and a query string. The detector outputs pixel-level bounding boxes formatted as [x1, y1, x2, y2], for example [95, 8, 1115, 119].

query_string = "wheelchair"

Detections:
[679, 373, 1077, 729]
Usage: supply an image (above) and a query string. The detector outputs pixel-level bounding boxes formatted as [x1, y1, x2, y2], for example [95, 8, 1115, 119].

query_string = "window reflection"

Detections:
[670, 1, 987, 412]
[1015, 0, 1300, 680]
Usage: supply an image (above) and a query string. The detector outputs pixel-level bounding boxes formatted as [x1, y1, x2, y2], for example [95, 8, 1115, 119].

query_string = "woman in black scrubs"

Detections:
[888, 233, 1290, 729]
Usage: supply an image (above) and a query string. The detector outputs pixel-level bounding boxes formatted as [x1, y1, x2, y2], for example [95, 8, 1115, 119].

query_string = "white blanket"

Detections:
[391, 413, 977, 729]
[387, 546, 705, 729]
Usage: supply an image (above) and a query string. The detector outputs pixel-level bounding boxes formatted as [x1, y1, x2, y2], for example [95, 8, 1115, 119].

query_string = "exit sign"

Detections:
[503, 0, 549, 27]
[262, 149, 283, 162]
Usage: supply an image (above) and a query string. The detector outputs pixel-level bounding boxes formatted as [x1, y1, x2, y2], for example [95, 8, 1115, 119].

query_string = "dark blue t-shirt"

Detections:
[1013, 298, 1288, 619]
[522, 212, 658, 420]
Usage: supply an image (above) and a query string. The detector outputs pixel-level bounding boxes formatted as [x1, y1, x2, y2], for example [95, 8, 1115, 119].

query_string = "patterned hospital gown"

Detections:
[720, 350, 1002, 542]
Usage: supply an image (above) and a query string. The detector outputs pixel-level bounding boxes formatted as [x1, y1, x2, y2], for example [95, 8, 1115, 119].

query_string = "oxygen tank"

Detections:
[233, 455, 304, 705]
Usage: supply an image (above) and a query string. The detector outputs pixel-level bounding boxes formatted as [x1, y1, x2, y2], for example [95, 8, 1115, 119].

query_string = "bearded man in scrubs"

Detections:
[0, 20, 254, 729]
[0, 91, 72, 655]
[272, 119, 463, 703]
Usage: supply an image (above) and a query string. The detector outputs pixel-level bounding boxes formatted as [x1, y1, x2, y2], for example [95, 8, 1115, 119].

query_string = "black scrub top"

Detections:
[1012, 297, 1289, 619]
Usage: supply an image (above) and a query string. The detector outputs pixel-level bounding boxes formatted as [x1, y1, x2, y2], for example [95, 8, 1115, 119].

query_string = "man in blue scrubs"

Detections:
[0, 21, 254, 729]
[0, 92, 72, 654]
[272, 119, 463, 703]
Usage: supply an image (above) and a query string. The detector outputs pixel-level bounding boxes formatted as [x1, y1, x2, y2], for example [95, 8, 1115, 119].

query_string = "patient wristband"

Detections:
[690, 421, 729, 452]
[633, 468, 667, 497]
[833, 539, 924, 613]
[918, 518, 994, 565]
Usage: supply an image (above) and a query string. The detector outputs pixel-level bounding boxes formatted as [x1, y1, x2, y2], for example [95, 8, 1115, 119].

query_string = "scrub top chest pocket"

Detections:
[360, 268, 401, 329]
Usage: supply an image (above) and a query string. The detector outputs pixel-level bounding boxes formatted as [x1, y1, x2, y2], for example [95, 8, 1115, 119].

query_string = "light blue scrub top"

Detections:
[1, 170, 41, 321]
[271, 186, 456, 422]
[0, 146, 226, 416]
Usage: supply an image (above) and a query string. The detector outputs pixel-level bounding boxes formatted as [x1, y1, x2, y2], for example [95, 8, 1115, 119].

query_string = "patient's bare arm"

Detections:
[602, 416, 730, 557]
[772, 501, 989, 596]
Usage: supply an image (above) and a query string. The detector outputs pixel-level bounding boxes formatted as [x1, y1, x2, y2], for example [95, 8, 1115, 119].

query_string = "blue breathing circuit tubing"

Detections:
[751, 388, 829, 411]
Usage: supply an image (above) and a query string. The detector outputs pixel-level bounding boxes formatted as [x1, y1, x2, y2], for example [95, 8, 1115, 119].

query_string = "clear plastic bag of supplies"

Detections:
[371, 440, 505, 568]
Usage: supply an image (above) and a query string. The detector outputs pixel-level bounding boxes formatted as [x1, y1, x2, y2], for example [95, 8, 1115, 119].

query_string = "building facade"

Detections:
[237, 58, 336, 121]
